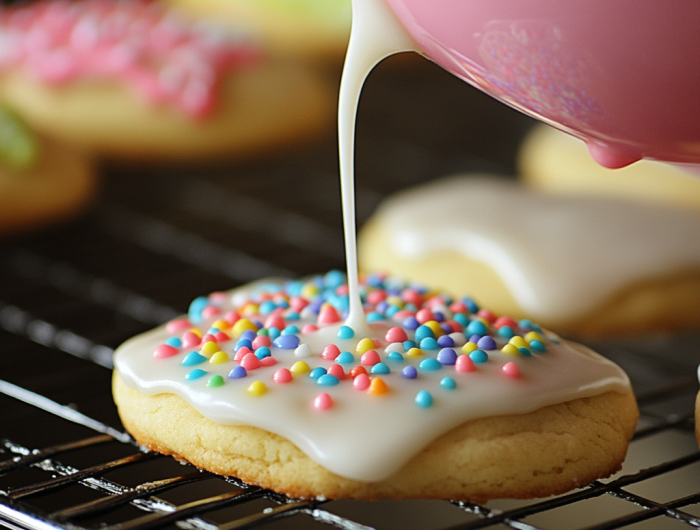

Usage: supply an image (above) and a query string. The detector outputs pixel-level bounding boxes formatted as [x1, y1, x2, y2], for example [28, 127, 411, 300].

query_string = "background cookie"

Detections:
[519, 124, 700, 210]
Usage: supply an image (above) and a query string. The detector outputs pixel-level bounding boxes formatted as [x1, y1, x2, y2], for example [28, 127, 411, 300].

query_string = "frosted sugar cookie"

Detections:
[0, 0, 333, 161]
[358, 175, 700, 336]
[0, 107, 96, 235]
[519, 124, 700, 210]
[113, 271, 637, 501]
[167, 0, 351, 61]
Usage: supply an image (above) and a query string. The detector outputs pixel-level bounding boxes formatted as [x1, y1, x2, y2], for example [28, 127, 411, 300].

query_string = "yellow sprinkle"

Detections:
[232, 318, 257, 336]
[386, 296, 404, 308]
[406, 347, 424, 357]
[301, 283, 320, 298]
[200, 341, 220, 357]
[475, 317, 489, 326]
[356, 337, 376, 354]
[509, 336, 528, 348]
[525, 331, 544, 343]
[247, 381, 267, 396]
[290, 361, 311, 374]
[241, 303, 259, 317]
[461, 342, 478, 354]
[369, 377, 389, 395]
[188, 328, 203, 338]
[212, 319, 231, 331]
[209, 351, 229, 364]
[501, 343, 520, 356]
[424, 321, 444, 337]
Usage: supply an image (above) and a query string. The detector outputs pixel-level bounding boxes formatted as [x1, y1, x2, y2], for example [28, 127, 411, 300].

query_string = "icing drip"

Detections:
[0, 0, 260, 118]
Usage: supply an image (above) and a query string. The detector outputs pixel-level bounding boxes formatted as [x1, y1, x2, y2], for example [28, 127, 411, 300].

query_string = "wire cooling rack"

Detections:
[1, 56, 699, 530]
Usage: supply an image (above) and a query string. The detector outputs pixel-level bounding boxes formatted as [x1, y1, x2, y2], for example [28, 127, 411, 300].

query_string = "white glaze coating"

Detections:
[371, 175, 700, 322]
[114, 278, 631, 482]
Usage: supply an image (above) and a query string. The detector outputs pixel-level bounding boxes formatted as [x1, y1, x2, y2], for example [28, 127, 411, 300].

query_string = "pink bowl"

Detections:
[384, 0, 700, 167]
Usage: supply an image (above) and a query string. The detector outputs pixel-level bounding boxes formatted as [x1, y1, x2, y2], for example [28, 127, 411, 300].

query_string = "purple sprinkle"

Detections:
[240, 330, 257, 341]
[440, 323, 453, 334]
[433, 312, 445, 322]
[229, 366, 247, 379]
[477, 336, 497, 350]
[402, 366, 418, 379]
[437, 335, 454, 348]
[437, 348, 457, 365]
[402, 316, 420, 331]
[469, 334, 482, 343]
[274, 335, 300, 349]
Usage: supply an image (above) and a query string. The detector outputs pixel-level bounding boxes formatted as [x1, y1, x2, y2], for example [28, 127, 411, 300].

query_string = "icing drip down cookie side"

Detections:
[113, 272, 638, 500]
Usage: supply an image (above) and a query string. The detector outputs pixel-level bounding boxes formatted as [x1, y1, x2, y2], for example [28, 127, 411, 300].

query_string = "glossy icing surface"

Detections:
[370, 176, 700, 322]
[114, 274, 631, 482]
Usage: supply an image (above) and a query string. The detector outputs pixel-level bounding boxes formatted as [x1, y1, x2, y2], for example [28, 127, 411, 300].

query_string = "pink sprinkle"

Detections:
[455, 354, 476, 373]
[360, 350, 380, 366]
[264, 314, 285, 331]
[290, 296, 309, 313]
[166, 318, 191, 335]
[449, 302, 468, 314]
[252, 335, 271, 349]
[241, 353, 260, 370]
[426, 296, 446, 309]
[502, 362, 521, 378]
[478, 309, 497, 324]
[336, 285, 349, 296]
[353, 373, 370, 390]
[214, 331, 230, 342]
[260, 356, 278, 367]
[317, 304, 341, 325]
[301, 324, 319, 333]
[201, 306, 221, 319]
[416, 308, 435, 324]
[444, 320, 462, 333]
[273, 368, 292, 384]
[224, 311, 241, 325]
[367, 290, 386, 305]
[182, 331, 201, 348]
[201, 334, 218, 344]
[385, 326, 408, 344]
[209, 292, 228, 304]
[392, 309, 415, 321]
[154, 344, 179, 359]
[234, 347, 253, 362]
[402, 289, 423, 306]
[494, 316, 518, 329]
[314, 392, 333, 410]
[327, 364, 346, 380]
[322, 344, 341, 361]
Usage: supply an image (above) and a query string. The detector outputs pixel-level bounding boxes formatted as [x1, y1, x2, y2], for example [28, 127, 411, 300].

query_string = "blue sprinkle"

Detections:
[402, 316, 420, 331]
[419, 337, 439, 350]
[437, 335, 454, 348]
[274, 334, 300, 349]
[403, 340, 417, 351]
[208, 328, 220, 335]
[437, 348, 457, 365]
[240, 330, 257, 341]
[235, 339, 253, 352]
[282, 325, 300, 335]
[469, 334, 482, 344]
[520, 319, 542, 332]
[317, 374, 340, 386]
[469, 349, 489, 364]
[453, 313, 469, 327]
[310, 367, 327, 380]
[387, 351, 404, 362]
[188, 296, 208, 324]
[371, 363, 391, 374]
[277, 300, 290, 309]
[284, 281, 304, 297]
[228, 366, 247, 379]
[402, 366, 418, 379]
[440, 323, 453, 334]
[258, 300, 277, 315]
[336, 351, 355, 364]
[337, 325, 355, 339]
[415, 325, 435, 341]
[376, 300, 389, 314]
[419, 358, 442, 371]
[165, 337, 182, 348]
[466, 320, 488, 336]
[415, 390, 433, 408]
[324, 269, 346, 289]
[366, 312, 384, 322]
[461, 297, 479, 313]
[185, 369, 207, 381]
[498, 326, 515, 339]
[268, 327, 281, 340]
[181, 352, 207, 367]
[477, 336, 497, 350]
[367, 274, 384, 288]
[404, 303, 418, 312]
[255, 346, 271, 359]
[440, 377, 457, 390]
[518, 347, 532, 357]
[385, 305, 400, 317]
[433, 312, 445, 323]
[251, 320, 263, 330]
[285, 311, 300, 321]
[530, 340, 547, 353]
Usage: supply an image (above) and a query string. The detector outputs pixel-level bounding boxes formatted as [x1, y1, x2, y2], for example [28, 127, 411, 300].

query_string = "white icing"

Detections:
[114, 278, 631, 482]
[372, 175, 700, 322]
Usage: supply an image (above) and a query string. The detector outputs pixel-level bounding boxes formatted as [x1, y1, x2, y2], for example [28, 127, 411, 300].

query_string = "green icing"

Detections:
[0, 107, 39, 171]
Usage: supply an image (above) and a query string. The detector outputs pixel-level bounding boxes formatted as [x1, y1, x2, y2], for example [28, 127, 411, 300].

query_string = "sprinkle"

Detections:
[518, 347, 532, 357]
[188, 297, 208, 324]
[350, 365, 368, 378]
[356, 338, 375, 354]
[317, 303, 341, 325]
[300, 323, 317, 332]
[461, 342, 478, 354]
[414, 325, 434, 341]
[406, 347, 423, 357]
[241, 353, 261, 370]
[310, 367, 327, 380]
[314, 392, 333, 410]
[273, 335, 300, 349]
[385, 342, 403, 354]
[369, 377, 389, 395]
[232, 318, 258, 336]
[234, 347, 252, 362]
[255, 346, 271, 359]
[181, 331, 201, 348]
[201, 334, 218, 345]
[281, 325, 299, 336]
[449, 332, 467, 347]
[403, 340, 417, 351]
[366, 312, 384, 322]
[215, 331, 231, 343]
[294, 344, 312, 358]
[453, 313, 469, 327]
[209, 351, 229, 364]
[154, 344, 179, 359]
[419, 337, 439, 350]
[206, 375, 224, 388]
[264, 314, 285, 331]
[509, 336, 528, 348]
[415, 390, 433, 407]
[185, 369, 207, 381]
[212, 319, 231, 331]
[235, 339, 253, 351]
[497, 326, 515, 339]
[437, 335, 454, 348]
[327, 364, 346, 380]
[415, 308, 435, 324]
[494, 316, 518, 329]
[403, 289, 424, 306]
[466, 320, 488, 336]
[360, 349, 381, 366]
[371, 362, 390, 374]
[385, 326, 408, 343]
[290, 361, 311, 374]
[322, 344, 341, 360]
[525, 331, 545, 343]
[318, 374, 340, 386]
[273, 368, 292, 384]
[260, 356, 278, 367]
[440, 377, 456, 390]
[182, 352, 207, 367]
[166, 318, 192, 335]
[477, 336, 496, 350]
[469, 350, 489, 363]
[502, 362, 522, 378]
[229, 366, 247, 379]
[501, 344, 520, 356]
[247, 381, 267, 396]
[241, 330, 257, 341]
[455, 354, 476, 372]
[386, 351, 404, 362]
[437, 348, 457, 365]
[419, 358, 442, 371]
[337, 325, 355, 339]
[402, 366, 418, 379]
[402, 316, 420, 330]
[530, 340, 547, 353]
[165, 337, 182, 348]
[353, 373, 370, 390]
[424, 321, 444, 337]
[477, 309, 497, 323]
[336, 351, 355, 364]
